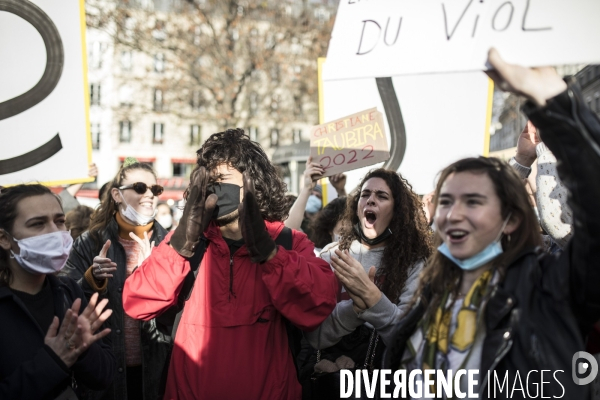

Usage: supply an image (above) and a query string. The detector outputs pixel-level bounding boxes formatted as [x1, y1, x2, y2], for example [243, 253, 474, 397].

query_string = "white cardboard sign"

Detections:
[324, 0, 600, 80]
[321, 61, 491, 195]
[0, 0, 91, 186]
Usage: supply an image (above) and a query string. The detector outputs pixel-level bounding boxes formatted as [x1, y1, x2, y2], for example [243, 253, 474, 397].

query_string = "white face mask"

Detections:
[119, 190, 156, 226]
[156, 214, 173, 229]
[332, 233, 341, 243]
[9, 230, 73, 275]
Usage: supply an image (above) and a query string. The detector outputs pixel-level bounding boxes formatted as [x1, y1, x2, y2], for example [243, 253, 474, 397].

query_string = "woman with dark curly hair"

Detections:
[303, 168, 431, 396]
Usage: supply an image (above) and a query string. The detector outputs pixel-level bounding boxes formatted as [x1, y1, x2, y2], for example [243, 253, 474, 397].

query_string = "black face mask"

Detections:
[353, 223, 393, 246]
[211, 183, 242, 218]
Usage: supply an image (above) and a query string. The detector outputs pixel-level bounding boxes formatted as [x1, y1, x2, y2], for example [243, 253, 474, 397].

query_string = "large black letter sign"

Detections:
[0, 0, 64, 175]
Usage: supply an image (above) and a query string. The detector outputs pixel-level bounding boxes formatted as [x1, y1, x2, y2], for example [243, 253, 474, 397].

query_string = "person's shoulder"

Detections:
[319, 241, 340, 262]
[407, 259, 426, 278]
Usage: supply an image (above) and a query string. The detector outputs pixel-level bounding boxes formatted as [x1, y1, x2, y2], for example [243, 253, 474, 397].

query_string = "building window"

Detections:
[292, 128, 302, 144]
[270, 128, 279, 148]
[154, 89, 163, 111]
[595, 96, 600, 113]
[91, 123, 101, 149]
[124, 17, 135, 39]
[119, 121, 132, 143]
[270, 65, 280, 82]
[121, 51, 132, 71]
[190, 90, 202, 111]
[90, 84, 101, 106]
[248, 126, 258, 141]
[190, 124, 201, 146]
[194, 25, 201, 45]
[119, 85, 133, 106]
[154, 53, 165, 73]
[89, 41, 102, 69]
[153, 123, 164, 144]
[172, 163, 193, 177]
[249, 91, 259, 116]
[294, 95, 303, 116]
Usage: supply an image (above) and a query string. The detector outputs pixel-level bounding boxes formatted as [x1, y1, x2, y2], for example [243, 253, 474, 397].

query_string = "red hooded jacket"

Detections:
[123, 221, 337, 400]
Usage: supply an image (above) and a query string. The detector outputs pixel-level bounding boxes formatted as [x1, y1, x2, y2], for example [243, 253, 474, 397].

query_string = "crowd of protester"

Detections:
[1, 49, 599, 400]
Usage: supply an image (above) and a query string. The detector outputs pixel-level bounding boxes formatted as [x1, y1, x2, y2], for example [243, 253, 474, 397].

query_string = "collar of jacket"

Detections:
[115, 211, 154, 240]
[203, 220, 286, 255]
[0, 274, 66, 300]
[0, 275, 73, 336]
[104, 215, 167, 244]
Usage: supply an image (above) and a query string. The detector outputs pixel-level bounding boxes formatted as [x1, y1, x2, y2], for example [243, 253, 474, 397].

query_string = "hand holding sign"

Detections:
[302, 156, 325, 190]
[310, 108, 390, 177]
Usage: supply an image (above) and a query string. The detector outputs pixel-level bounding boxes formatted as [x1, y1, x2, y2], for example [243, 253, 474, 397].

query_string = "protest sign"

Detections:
[319, 59, 491, 195]
[0, 0, 92, 185]
[324, 0, 600, 80]
[310, 108, 390, 177]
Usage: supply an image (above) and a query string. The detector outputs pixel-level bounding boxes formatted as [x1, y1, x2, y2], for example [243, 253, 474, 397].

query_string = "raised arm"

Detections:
[285, 156, 324, 230]
[508, 120, 573, 250]
[488, 48, 600, 328]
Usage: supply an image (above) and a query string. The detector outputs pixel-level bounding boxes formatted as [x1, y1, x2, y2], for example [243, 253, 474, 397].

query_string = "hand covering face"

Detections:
[238, 171, 277, 263]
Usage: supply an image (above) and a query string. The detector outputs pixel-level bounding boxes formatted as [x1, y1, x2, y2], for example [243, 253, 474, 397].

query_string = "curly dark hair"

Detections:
[338, 169, 432, 301]
[310, 196, 347, 249]
[194, 128, 289, 222]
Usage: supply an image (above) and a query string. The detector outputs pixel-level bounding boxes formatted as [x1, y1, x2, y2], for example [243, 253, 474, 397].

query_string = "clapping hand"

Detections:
[331, 249, 381, 312]
[44, 293, 112, 367]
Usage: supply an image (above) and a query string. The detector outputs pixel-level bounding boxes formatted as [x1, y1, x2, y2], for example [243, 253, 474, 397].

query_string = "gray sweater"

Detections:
[305, 240, 423, 349]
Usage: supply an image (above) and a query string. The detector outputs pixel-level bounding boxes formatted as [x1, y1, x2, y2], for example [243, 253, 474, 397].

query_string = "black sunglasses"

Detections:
[119, 182, 164, 196]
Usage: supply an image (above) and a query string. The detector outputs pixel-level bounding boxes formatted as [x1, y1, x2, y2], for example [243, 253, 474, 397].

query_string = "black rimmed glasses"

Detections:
[119, 182, 164, 196]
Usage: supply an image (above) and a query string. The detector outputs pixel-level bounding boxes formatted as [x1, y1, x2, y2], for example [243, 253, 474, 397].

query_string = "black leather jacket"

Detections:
[384, 79, 600, 399]
[63, 217, 172, 400]
[0, 275, 115, 399]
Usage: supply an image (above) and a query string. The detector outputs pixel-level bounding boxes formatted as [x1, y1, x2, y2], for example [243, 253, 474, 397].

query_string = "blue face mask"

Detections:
[437, 214, 511, 271]
[305, 195, 322, 214]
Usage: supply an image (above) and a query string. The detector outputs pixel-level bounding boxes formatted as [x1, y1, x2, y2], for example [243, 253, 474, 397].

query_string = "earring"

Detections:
[507, 234, 512, 243]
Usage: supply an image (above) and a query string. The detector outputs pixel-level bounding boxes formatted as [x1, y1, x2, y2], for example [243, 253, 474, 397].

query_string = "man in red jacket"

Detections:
[123, 128, 338, 400]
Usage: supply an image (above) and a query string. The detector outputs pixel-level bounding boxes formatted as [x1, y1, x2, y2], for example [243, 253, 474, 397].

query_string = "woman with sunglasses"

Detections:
[63, 158, 171, 400]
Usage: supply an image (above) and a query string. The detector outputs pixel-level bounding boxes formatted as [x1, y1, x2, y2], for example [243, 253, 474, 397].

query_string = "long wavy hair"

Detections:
[0, 184, 59, 286]
[88, 162, 156, 251]
[194, 128, 289, 222]
[338, 169, 432, 301]
[413, 157, 542, 318]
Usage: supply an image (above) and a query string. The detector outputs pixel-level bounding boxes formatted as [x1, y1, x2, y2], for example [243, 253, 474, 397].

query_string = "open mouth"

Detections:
[140, 202, 154, 209]
[446, 229, 469, 242]
[364, 210, 377, 229]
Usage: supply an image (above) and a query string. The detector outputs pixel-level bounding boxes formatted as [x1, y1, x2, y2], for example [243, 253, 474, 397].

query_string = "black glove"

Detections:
[238, 171, 277, 263]
[170, 167, 217, 258]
